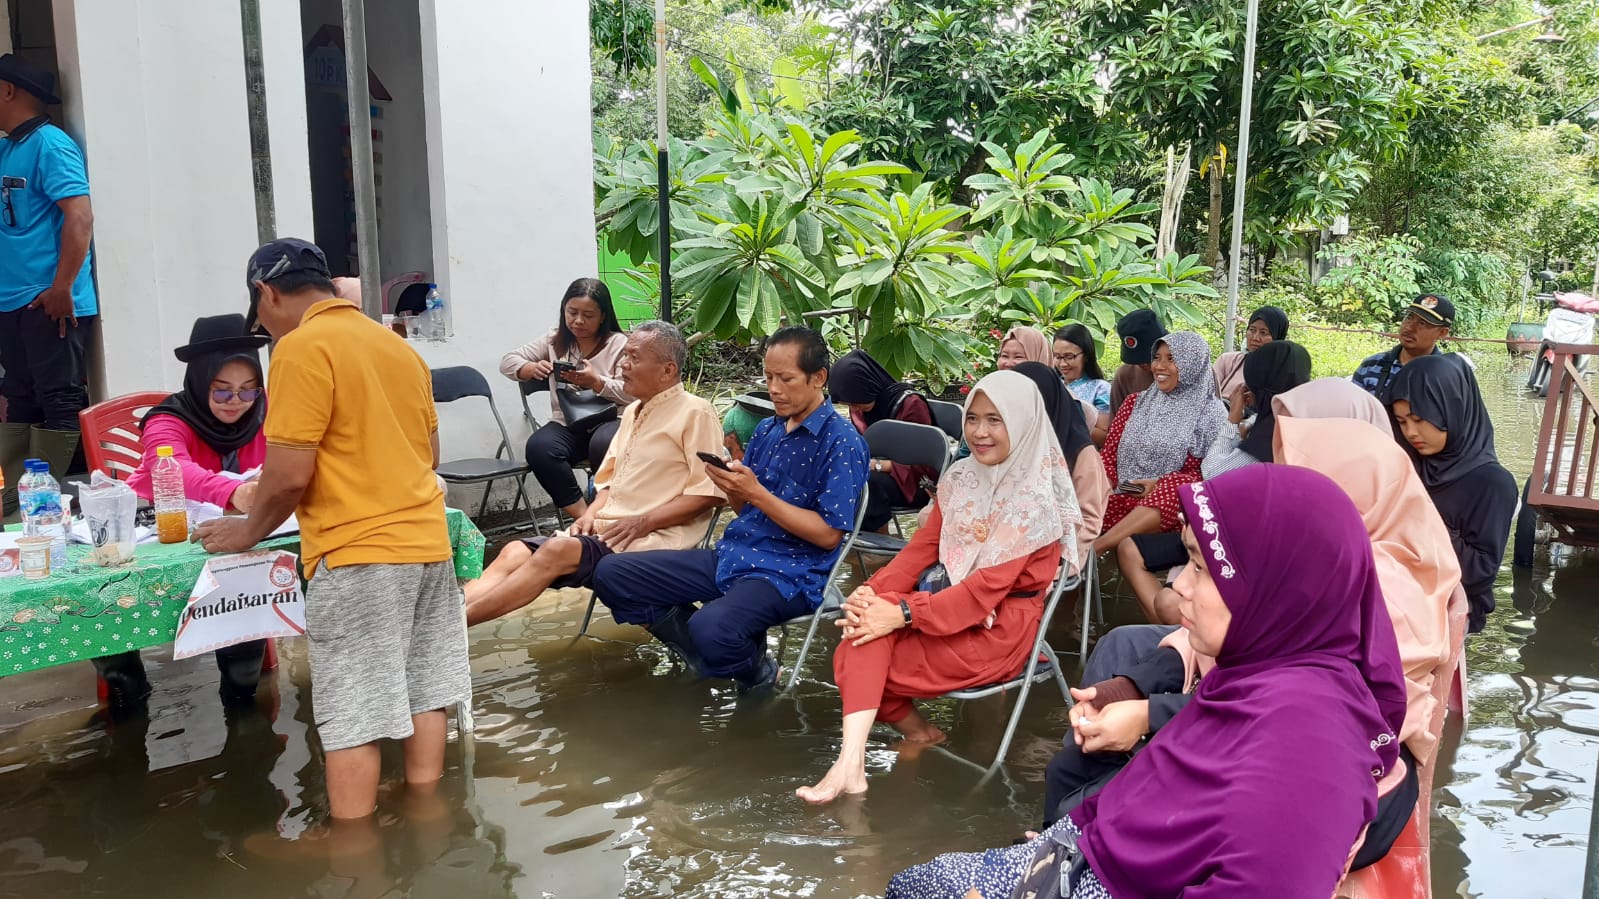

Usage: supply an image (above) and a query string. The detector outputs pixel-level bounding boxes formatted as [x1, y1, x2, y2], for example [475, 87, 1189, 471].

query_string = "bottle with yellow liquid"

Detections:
[152, 445, 189, 544]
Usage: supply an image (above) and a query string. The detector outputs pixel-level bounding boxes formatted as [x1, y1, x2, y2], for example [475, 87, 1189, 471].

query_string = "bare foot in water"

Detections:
[890, 709, 947, 746]
[796, 762, 868, 804]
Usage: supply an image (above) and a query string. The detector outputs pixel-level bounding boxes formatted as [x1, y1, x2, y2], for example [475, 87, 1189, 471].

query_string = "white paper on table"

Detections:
[188, 500, 298, 538]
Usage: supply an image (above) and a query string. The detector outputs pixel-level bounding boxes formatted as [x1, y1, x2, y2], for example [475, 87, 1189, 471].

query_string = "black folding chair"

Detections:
[777, 482, 872, 691]
[850, 419, 950, 559]
[926, 398, 965, 442]
[432, 366, 539, 535]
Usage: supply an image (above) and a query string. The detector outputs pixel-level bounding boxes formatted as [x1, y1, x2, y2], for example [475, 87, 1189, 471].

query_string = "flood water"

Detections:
[0, 352, 1593, 898]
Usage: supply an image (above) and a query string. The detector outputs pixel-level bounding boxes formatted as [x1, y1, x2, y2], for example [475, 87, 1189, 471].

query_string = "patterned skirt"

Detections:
[885, 819, 1113, 899]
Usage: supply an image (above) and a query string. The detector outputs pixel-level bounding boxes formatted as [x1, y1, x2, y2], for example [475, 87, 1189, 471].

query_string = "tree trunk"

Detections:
[1206, 150, 1223, 275]
[1157, 144, 1192, 259]
[950, 146, 991, 211]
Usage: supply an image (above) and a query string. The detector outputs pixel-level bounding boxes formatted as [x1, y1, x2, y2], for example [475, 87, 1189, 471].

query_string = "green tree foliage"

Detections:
[594, 105, 1216, 386]
[817, 1, 1144, 203]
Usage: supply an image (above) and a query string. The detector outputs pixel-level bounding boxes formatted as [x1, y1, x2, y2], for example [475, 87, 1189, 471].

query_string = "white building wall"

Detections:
[0, 0, 13, 56]
[416, 0, 598, 499]
[52, 0, 263, 395]
[43, 0, 596, 479]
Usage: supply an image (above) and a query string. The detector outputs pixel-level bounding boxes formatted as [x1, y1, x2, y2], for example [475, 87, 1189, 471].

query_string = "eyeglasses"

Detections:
[1, 187, 13, 228]
[1052, 351, 1083, 363]
[211, 388, 262, 404]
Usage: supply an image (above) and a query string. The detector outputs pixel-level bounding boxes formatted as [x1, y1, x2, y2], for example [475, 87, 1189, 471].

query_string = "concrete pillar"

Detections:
[259, 0, 313, 239]
[0, 0, 13, 56]
[414, 0, 599, 472]
[51, 0, 263, 394]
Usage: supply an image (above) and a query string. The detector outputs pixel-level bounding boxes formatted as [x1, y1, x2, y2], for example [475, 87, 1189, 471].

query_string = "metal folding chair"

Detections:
[519, 378, 596, 527]
[850, 419, 952, 559]
[926, 398, 965, 443]
[577, 506, 725, 637]
[432, 366, 540, 535]
[1076, 551, 1104, 660]
[942, 562, 1078, 776]
[778, 482, 872, 691]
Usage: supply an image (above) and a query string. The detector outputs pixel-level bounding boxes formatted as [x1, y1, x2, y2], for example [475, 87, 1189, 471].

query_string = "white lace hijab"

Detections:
[938, 370, 1082, 585]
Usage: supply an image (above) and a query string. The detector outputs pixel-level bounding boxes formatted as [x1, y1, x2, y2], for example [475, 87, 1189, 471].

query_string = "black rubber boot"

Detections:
[645, 605, 705, 674]
[215, 639, 267, 708]
[734, 653, 779, 695]
[91, 651, 152, 715]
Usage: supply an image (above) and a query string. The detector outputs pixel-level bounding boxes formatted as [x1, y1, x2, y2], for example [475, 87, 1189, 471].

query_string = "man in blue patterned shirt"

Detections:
[593, 327, 869, 692]
[1351, 294, 1453, 402]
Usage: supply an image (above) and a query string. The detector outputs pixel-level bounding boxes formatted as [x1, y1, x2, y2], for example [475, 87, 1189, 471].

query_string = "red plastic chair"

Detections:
[79, 391, 169, 480]
[79, 392, 278, 702]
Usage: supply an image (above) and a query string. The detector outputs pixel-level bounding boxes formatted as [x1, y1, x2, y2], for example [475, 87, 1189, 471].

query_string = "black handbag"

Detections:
[1010, 824, 1091, 899]
[916, 563, 951, 593]
[556, 384, 619, 431]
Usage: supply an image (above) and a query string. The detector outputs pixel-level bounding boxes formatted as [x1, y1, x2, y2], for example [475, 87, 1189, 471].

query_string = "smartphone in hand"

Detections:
[696, 451, 732, 471]
[552, 360, 578, 374]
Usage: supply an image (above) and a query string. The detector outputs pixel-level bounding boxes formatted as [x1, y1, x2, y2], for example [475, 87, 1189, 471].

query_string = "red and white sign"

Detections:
[173, 550, 306, 660]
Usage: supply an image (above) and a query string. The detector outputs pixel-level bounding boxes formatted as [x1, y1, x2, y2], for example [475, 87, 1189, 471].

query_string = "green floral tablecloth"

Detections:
[0, 508, 485, 677]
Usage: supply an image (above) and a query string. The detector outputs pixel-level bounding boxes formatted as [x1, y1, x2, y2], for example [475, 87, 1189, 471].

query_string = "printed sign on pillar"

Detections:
[173, 551, 306, 660]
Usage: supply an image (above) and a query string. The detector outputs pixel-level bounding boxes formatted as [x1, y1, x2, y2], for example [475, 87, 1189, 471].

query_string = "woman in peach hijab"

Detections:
[996, 325, 1052, 370]
[1273, 376, 1389, 429]
[1044, 419, 1457, 872]
[1274, 417, 1457, 770]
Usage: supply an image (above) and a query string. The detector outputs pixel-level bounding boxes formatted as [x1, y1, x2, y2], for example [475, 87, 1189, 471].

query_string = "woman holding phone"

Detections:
[501, 278, 634, 520]
[1093, 332, 1227, 557]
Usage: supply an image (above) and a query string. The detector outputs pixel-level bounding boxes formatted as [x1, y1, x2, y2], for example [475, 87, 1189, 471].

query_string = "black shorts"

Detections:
[1129, 532, 1187, 573]
[520, 534, 615, 590]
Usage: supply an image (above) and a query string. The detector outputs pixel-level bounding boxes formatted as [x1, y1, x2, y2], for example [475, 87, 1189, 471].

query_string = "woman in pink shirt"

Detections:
[127, 314, 269, 510]
[100, 314, 270, 715]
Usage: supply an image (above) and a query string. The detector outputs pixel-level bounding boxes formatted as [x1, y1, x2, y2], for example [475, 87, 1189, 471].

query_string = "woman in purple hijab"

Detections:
[887, 464, 1407, 899]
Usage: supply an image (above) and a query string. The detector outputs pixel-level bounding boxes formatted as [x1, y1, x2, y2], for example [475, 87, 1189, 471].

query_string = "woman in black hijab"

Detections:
[829, 350, 937, 531]
[104, 315, 273, 714]
[1013, 362, 1092, 469]
[1014, 361, 1108, 569]
[1213, 305, 1290, 396]
[128, 315, 270, 507]
[1389, 354, 1516, 633]
[1201, 339, 1313, 478]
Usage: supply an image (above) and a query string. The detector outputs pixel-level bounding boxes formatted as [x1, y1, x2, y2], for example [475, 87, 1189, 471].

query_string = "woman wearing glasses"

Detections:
[128, 314, 270, 513]
[1053, 324, 1111, 445]
[103, 315, 275, 712]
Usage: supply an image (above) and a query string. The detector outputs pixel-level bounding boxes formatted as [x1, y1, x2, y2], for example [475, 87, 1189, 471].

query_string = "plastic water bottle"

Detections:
[152, 446, 189, 544]
[17, 458, 39, 536]
[28, 462, 66, 570]
[423, 283, 447, 342]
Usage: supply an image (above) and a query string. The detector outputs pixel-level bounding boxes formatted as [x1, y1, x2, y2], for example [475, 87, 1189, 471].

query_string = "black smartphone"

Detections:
[552, 360, 578, 374]
[696, 451, 731, 471]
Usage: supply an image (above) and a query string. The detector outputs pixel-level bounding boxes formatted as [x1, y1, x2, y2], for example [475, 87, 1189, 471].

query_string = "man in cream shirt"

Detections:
[464, 320, 724, 625]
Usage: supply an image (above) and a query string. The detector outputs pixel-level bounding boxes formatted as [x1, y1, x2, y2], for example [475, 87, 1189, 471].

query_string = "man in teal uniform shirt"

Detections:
[0, 54, 96, 512]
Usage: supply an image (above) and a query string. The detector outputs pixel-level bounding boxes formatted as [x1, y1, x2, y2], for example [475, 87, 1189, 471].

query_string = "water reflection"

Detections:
[0, 353, 1591, 898]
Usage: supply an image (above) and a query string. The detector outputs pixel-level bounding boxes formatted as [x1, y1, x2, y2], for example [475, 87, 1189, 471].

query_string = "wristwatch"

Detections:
[900, 599, 912, 625]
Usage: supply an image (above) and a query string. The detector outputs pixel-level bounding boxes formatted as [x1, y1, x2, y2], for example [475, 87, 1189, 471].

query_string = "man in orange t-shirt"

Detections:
[196, 238, 468, 820]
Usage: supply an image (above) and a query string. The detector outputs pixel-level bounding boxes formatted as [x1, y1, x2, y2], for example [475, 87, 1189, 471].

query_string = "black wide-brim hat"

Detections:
[0, 54, 62, 105]
[174, 314, 270, 363]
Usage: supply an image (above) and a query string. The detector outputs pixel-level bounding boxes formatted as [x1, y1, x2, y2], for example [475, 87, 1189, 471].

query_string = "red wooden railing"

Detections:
[1528, 343, 1599, 547]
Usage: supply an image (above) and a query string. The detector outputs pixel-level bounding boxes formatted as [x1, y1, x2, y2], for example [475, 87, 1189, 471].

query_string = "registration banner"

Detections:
[173, 550, 306, 659]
